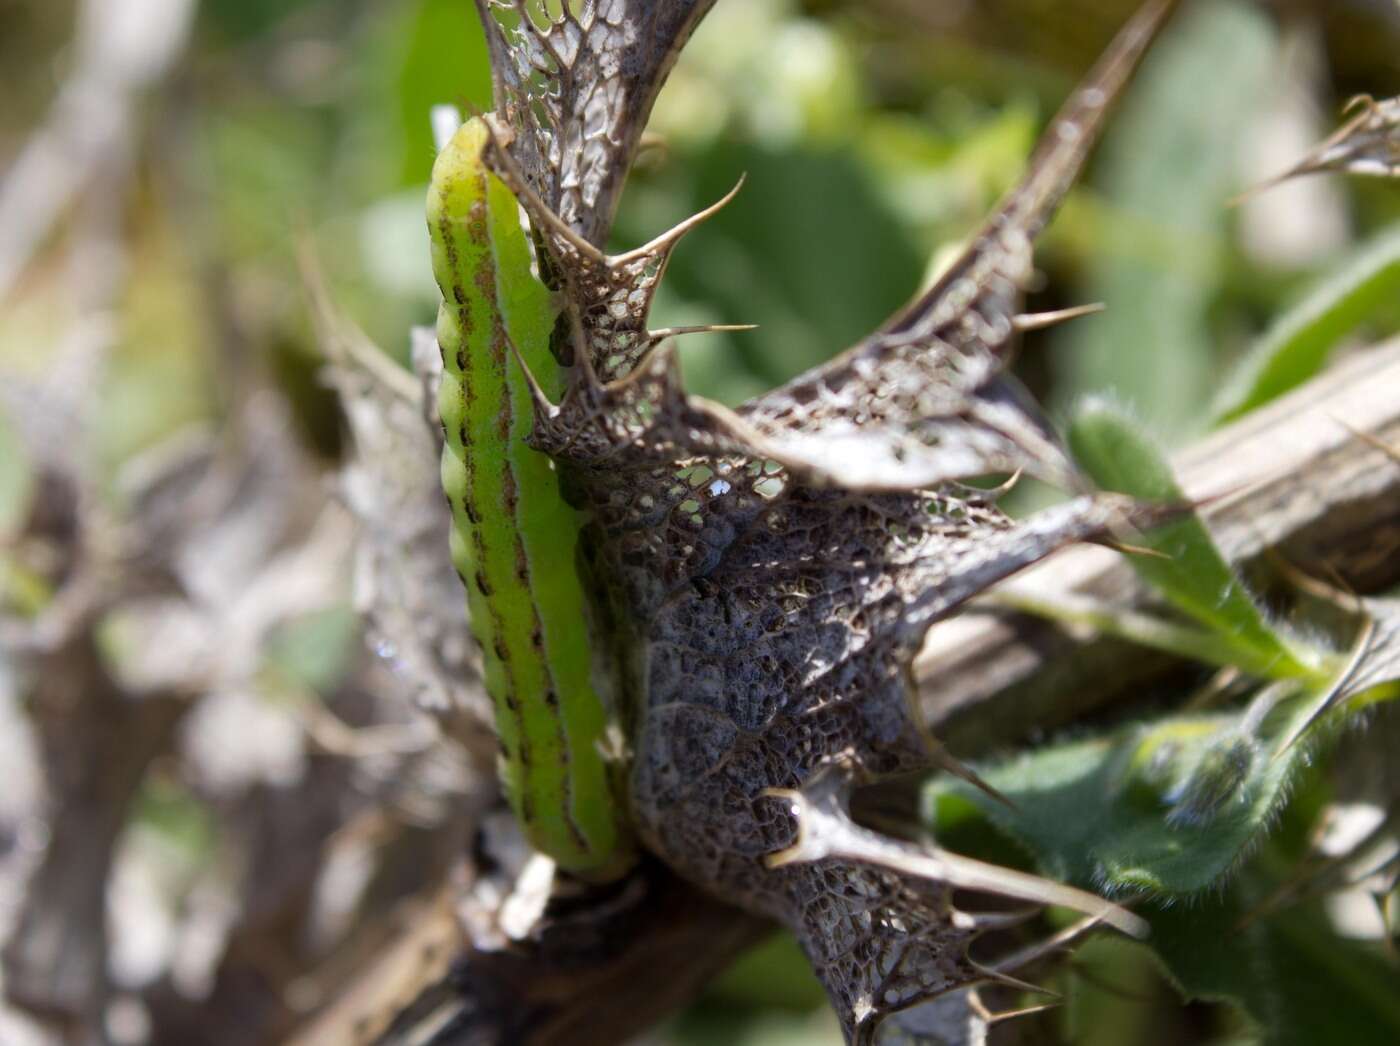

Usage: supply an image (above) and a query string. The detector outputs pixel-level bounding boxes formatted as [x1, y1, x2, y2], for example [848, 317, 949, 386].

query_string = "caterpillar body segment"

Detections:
[428, 117, 632, 880]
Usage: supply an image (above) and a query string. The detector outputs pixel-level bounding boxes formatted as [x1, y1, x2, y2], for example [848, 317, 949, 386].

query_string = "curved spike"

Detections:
[611, 174, 747, 265]
[501, 326, 560, 418]
[647, 323, 758, 341]
[1013, 302, 1106, 332]
[479, 112, 610, 266]
[957, 469, 1024, 503]
[882, 0, 1179, 338]
[956, 906, 1041, 936]
[762, 762, 1148, 938]
[925, 737, 1015, 810]
[987, 1000, 1062, 1026]
[921, 850, 1147, 939]
[969, 960, 1061, 1000]
[993, 913, 1116, 973]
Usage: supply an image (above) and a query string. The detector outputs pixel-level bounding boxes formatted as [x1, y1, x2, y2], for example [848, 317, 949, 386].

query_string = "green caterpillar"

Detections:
[428, 117, 631, 880]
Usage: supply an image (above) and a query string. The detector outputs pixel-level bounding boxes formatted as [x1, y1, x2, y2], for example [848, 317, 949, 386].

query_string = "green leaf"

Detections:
[1144, 886, 1400, 1046]
[1068, 398, 1315, 679]
[930, 688, 1400, 1041]
[1215, 224, 1400, 422]
[923, 688, 1333, 897]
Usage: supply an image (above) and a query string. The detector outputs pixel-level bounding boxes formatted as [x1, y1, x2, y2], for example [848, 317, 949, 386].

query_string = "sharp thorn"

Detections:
[613, 174, 747, 265]
[1343, 92, 1381, 118]
[501, 327, 559, 416]
[987, 1001, 1062, 1025]
[648, 323, 758, 341]
[1226, 171, 1297, 208]
[961, 468, 1024, 502]
[758, 786, 813, 869]
[880, 0, 1179, 338]
[927, 738, 1017, 810]
[1098, 538, 1172, 560]
[970, 960, 1061, 1000]
[966, 988, 995, 1024]
[1013, 302, 1106, 332]
[1233, 94, 1394, 203]
[994, 913, 1113, 973]
[479, 113, 609, 266]
[959, 906, 1042, 935]
[1000, 0, 1180, 231]
[1334, 414, 1400, 466]
[917, 848, 1148, 939]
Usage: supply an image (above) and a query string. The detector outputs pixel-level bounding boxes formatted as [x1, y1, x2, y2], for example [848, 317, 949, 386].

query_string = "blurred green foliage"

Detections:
[1068, 398, 1318, 678]
[1051, 1, 1276, 442]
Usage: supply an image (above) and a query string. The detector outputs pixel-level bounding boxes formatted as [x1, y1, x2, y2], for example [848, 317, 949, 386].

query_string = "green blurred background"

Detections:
[3, 1, 1400, 1042]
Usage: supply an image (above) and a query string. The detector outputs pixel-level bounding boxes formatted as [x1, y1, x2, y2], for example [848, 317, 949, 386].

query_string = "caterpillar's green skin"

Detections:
[428, 119, 632, 880]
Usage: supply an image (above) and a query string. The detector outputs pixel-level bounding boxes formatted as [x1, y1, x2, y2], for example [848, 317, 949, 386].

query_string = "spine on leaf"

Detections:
[428, 118, 632, 880]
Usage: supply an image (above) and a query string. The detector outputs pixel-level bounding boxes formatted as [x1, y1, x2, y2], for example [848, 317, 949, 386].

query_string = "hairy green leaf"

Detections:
[924, 688, 1331, 897]
[1144, 886, 1400, 1046]
[1068, 397, 1315, 679]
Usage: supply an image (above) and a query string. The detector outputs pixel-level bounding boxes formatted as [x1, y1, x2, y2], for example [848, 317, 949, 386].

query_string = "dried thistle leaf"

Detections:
[475, 0, 718, 247]
[510, 0, 1177, 494]
[1248, 93, 1400, 196]
[722, 0, 1178, 492]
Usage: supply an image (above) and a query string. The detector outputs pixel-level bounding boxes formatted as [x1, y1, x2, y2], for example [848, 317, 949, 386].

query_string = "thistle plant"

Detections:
[425, 2, 1181, 1040]
[397, 0, 1400, 1041]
